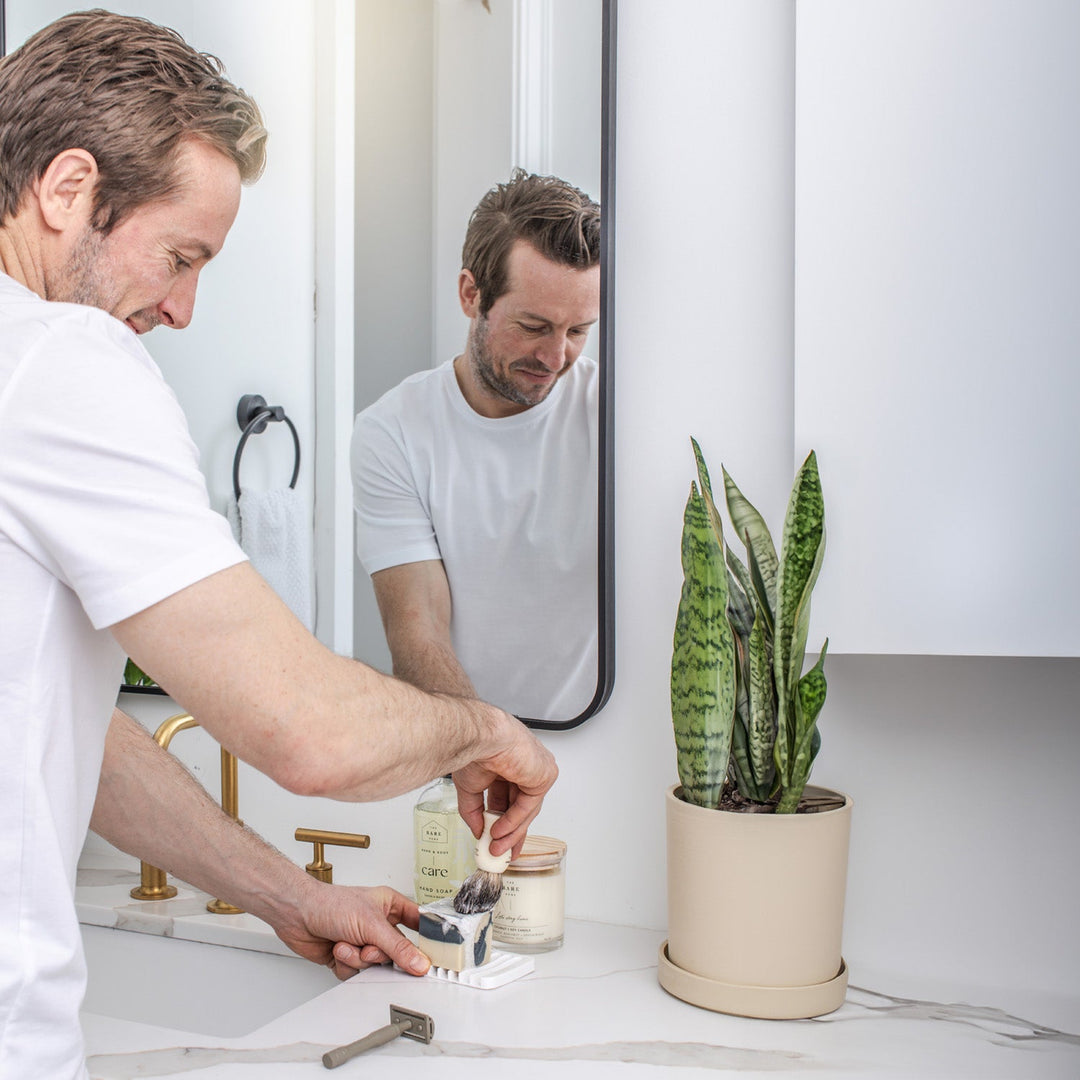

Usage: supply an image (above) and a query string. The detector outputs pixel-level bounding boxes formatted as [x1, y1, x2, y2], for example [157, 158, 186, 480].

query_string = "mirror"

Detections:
[0, 0, 616, 730]
[353, 0, 616, 730]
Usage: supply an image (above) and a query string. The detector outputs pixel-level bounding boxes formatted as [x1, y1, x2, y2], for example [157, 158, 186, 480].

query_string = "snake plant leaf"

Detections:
[772, 451, 825, 764]
[722, 465, 779, 624]
[731, 708, 751, 795]
[788, 525, 827, 697]
[743, 535, 776, 638]
[747, 607, 777, 795]
[726, 546, 755, 612]
[691, 437, 728, 553]
[671, 482, 736, 809]
[731, 708, 771, 803]
[775, 639, 828, 813]
[726, 563, 756, 642]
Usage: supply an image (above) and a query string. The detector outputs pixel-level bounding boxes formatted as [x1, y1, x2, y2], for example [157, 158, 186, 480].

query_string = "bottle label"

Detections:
[413, 809, 471, 902]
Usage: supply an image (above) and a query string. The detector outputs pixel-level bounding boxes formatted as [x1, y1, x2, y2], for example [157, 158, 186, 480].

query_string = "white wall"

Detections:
[83, 0, 1079, 1011]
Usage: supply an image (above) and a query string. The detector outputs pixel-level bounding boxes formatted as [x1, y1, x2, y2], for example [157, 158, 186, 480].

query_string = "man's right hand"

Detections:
[453, 712, 558, 858]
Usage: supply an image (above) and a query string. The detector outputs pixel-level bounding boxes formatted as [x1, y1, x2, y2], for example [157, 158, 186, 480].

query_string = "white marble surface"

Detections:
[76, 855, 1080, 1079]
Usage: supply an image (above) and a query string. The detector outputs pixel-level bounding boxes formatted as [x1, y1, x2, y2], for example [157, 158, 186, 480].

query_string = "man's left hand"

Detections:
[275, 882, 430, 980]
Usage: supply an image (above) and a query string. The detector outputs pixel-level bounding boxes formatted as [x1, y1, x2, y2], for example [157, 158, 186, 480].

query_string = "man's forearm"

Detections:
[110, 564, 543, 805]
[388, 631, 478, 699]
[92, 709, 435, 978]
[91, 709, 318, 931]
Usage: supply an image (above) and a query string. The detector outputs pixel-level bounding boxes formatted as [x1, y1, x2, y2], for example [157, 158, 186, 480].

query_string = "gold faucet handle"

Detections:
[295, 828, 371, 884]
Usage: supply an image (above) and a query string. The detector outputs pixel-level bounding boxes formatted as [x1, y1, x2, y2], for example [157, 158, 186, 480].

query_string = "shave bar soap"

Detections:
[418, 898, 493, 972]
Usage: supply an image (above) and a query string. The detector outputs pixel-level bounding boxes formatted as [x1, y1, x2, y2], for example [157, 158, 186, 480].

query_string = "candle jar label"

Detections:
[492, 835, 566, 953]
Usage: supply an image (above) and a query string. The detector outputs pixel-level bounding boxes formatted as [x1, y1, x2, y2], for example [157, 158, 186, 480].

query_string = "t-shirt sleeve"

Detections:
[0, 318, 246, 629]
[350, 407, 441, 575]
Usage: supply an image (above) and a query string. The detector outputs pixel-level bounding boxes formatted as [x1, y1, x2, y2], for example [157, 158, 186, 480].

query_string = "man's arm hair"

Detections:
[110, 563, 539, 805]
[370, 559, 476, 698]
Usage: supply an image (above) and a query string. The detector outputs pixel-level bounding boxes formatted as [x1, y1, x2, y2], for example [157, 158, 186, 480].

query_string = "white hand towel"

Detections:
[226, 488, 314, 631]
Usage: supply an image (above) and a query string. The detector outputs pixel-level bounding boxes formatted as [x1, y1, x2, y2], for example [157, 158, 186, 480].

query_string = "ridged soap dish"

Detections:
[426, 949, 534, 989]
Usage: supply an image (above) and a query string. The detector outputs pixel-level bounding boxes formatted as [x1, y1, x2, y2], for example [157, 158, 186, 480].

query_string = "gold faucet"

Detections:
[130, 712, 243, 913]
[295, 828, 371, 884]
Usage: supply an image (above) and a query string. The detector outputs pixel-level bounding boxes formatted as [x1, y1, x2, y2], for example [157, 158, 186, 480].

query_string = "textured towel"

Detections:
[226, 488, 314, 631]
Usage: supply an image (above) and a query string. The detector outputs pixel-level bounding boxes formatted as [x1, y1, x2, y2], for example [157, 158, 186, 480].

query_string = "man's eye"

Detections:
[519, 324, 545, 334]
[172, 254, 191, 272]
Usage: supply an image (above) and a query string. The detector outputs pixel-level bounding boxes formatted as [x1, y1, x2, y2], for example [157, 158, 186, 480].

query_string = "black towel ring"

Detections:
[232, 393, 301, 501]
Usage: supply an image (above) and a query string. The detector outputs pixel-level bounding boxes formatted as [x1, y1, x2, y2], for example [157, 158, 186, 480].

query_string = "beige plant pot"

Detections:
[658, 783, 853, 1019]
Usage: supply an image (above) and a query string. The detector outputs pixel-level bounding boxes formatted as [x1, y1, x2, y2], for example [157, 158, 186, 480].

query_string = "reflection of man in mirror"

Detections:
[352, 171, 601, 720]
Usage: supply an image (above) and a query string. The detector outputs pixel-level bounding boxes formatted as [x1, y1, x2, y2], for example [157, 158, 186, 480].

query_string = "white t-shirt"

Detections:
[0, 273, 246, 1078]
[351, 358, 598, 721]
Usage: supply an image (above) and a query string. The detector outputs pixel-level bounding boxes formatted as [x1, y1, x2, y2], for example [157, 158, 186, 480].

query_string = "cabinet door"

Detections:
[795, 0, 1080, 655]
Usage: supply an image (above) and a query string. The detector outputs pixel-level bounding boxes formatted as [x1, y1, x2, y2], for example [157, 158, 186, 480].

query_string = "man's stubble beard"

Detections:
[468, 315, 559, 410]
[47, 226, 160, 332]
[48, 226, 116, 309]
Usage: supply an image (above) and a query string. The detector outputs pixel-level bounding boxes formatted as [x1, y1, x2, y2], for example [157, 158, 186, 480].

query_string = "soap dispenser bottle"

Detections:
[412, 775, 475, 903]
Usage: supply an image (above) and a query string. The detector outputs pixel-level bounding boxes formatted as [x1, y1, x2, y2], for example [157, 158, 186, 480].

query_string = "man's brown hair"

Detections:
[462, 169, 601, 317]
[0, 9, 267, 232]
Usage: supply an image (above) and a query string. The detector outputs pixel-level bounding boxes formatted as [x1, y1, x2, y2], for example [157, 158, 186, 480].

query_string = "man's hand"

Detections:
[277, 880, 431, 980]
[453, 714, 558, 858]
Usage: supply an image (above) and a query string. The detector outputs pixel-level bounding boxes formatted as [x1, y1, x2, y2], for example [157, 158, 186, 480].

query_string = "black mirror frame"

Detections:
[518, 0, 617, 731]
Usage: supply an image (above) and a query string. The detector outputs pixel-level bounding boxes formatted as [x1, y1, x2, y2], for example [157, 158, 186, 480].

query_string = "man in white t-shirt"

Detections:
[0, 14, 556, 1078]
[351, 172, 601, 722]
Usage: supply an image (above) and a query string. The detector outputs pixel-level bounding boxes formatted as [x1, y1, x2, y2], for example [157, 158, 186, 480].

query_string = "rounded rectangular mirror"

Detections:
[352, 0, 616, 730]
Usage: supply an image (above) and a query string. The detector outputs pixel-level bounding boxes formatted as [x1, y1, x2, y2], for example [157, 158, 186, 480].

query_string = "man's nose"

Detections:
[158, 273, 199, 330]
[534, 331, 570, 370]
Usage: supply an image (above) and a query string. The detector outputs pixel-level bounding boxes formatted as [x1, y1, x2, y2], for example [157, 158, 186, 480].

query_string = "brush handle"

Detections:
[475, 811, 512, 873]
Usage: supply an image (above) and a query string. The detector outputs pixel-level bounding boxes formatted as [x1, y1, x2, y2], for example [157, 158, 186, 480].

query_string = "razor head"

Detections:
[390, 1005, 434, 1044]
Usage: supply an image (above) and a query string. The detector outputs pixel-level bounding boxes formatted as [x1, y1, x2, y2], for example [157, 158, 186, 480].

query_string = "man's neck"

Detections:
[452, 353, 534, 420]
[0, 220, 46, 298]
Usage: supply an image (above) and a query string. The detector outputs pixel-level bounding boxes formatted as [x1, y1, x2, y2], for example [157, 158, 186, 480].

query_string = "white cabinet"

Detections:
[795, 0, 1080, 655]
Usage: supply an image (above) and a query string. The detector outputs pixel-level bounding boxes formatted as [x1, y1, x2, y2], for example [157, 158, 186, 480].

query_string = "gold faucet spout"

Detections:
[129, 712, 243, 912]
[129, 713, 198, 900]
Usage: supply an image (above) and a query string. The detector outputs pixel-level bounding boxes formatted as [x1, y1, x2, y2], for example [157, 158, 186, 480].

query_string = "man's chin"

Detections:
[122, 312, 159, 335]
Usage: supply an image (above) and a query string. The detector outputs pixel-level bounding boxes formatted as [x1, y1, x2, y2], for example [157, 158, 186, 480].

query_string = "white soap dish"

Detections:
[426, 949, 534, 989]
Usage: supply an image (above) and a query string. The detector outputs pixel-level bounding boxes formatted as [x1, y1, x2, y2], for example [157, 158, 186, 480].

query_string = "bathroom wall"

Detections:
[90, 0, 1079, 1012]
[6, 0, 319, 516]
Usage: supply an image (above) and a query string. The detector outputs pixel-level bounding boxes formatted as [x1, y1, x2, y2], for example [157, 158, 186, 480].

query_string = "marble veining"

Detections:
[87, 1038, 813, 1077]
[85, 990, 1079, 1078]
[76, 867, 141, 888]
[840, 985, 1080, 1048]
[87, 1043, 328, 1078]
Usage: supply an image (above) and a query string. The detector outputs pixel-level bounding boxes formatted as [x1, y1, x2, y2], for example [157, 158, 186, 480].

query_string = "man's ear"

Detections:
[458, 268, 482, 319]
[35, 149, 99, 232]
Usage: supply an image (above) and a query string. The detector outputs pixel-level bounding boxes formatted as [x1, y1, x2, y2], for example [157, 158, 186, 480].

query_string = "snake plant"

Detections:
[671, 439, 827, 814]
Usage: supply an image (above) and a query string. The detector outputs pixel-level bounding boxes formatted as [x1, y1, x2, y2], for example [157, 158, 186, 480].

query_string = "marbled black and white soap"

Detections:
[418, 899, 492, 971]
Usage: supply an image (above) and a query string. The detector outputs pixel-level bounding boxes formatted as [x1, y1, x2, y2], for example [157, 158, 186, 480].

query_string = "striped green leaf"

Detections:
[773, 451, 825, 777]
[731, 708, 770, 803]
[722, 465, 779, 628]
[776, 640, 828, 813]
[746, 608, 777, 795]
[671, 482, 735, 809]
[691, 437, 727, 553]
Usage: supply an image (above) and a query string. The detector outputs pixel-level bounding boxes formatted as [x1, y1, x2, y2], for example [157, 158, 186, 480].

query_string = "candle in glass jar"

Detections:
[492, 835, 566, 953]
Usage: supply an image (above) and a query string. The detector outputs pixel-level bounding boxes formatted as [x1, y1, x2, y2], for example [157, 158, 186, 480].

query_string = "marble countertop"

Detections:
[76, 858, 1080, 1079]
